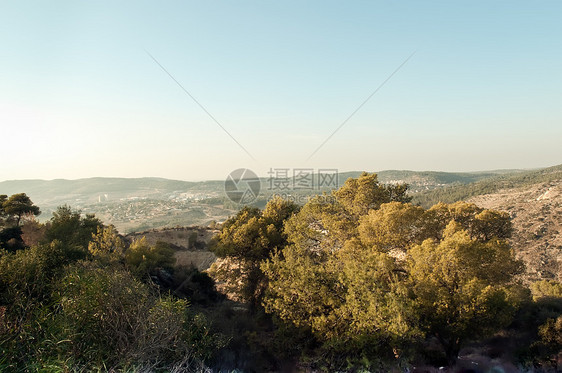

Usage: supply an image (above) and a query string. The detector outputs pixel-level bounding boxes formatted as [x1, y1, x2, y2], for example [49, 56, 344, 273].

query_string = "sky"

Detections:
[1, 1, 561, 181]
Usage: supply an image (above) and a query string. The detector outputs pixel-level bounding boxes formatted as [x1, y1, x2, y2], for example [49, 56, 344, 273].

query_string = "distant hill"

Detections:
[2, 165, 561, 282]
[0, 177, 224, 206]
[0, 177, 227, 233]
[412, 164, 562, 208]
[0, 167, 535, 233]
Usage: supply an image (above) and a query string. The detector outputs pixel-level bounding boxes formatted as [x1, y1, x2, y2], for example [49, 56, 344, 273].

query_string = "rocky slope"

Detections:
[470, 179, 562, 282]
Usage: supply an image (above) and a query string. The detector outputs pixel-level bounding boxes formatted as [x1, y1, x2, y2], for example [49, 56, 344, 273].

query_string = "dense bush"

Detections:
[52, 263, 224, 369]
[0, 201, 224, 371]
[125, 237, 176, 279]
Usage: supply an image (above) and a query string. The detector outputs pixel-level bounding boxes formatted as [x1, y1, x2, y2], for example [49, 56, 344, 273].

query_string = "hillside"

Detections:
[409, 165, 562, 282]
[0, 177, 230, 233]
[413, 164, 562, 208]
[116, 165, 562, 286]
[0, 169, 523, 232]
[469, 179, 562, 282]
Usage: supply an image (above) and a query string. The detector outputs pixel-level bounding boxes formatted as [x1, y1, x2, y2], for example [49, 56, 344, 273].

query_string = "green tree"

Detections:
[0, 226, 25, 252]
[125, 237, 175, 279]
[1, 193, 40, 227]
[282, 173, 412, 256]
[535, 315, 562, 362]
[425, 201, 512, 241]
[333, 172, 411, 219]
[262, 238, 420, 358]
[44, 205, 103, 258]
[0, 194, 41, 251]
[209, 197, 299, 307]
[260, 173, 524, 368]
[407, 222, 525, 364]
[529, 279, 562, 301]
[283, 194, 357, 254]
[88, 225, 125, 264]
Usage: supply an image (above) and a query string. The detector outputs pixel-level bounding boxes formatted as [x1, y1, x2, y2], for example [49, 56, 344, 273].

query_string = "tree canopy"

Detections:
[209, 196, 299, 306]
[258, 173, 525, 365]
[1, 193, 40, 226]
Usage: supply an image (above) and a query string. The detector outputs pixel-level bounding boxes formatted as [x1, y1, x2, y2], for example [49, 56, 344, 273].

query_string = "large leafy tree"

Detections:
[262, 238, 420, 361]
[0, 193, 41, 251]
[88, 225, 126, 264]
[260, 173, 524, 367]
[209, 196, 299, 307]
[407, 221, 524, 364]
[44, 205, 103, 259]
[2, 193, 40, 226]
[358, 201, 428, 252]
[425, 201, 512, 241]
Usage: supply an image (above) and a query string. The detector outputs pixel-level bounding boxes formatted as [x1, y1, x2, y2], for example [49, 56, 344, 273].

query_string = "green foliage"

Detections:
[333, 172, 411, 219]
[45, 205, 103, 257]
[407, 224, 525, 363]
[412, 164, 562, 208]
[1, 193, 40, 226]
[358, 202, 427, 252]
[283, 194, 356, 254]
[262, 239, 421, 359]
[0, 240, 73, 369]
[0, 198, 224, 371]
[0, 226, 25, 252]
[0, 241, 68, 304]
[259, 173, 525, 368]
[0, 193, 41, 251]
[88, 225, 125, 264]
[530, 279, 562, 301]
[0, 195, 7, 223]
[0, 181, 546, 371]
[211, 206, 262, 259]
[53, 263, 224, 368]
[209, 196, 299, 306]
[125, 237, 175, 278]
[426, 201, 512, 241]
[211, 196, 299, 261]
[537, 315, 562, 356]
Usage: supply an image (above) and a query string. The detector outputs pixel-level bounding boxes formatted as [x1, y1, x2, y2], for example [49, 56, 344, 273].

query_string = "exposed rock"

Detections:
[470, 180, 562, 282]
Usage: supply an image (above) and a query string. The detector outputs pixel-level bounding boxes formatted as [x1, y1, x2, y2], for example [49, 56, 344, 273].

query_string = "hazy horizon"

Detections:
[0, 164, 551, 184]
[2, 1, 561, 181]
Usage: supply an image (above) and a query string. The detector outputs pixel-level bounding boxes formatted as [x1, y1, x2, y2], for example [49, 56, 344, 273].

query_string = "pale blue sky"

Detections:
[1, 1, 561, 181]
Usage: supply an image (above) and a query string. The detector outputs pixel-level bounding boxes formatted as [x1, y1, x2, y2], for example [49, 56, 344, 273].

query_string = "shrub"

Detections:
[125, 237, 175, 279]
[54, 263, 224, 369]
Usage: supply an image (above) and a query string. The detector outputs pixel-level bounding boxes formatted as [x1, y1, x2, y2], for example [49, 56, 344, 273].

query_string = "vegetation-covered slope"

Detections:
[1, 171, 561, 371]
[412, 164, 562, 208]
